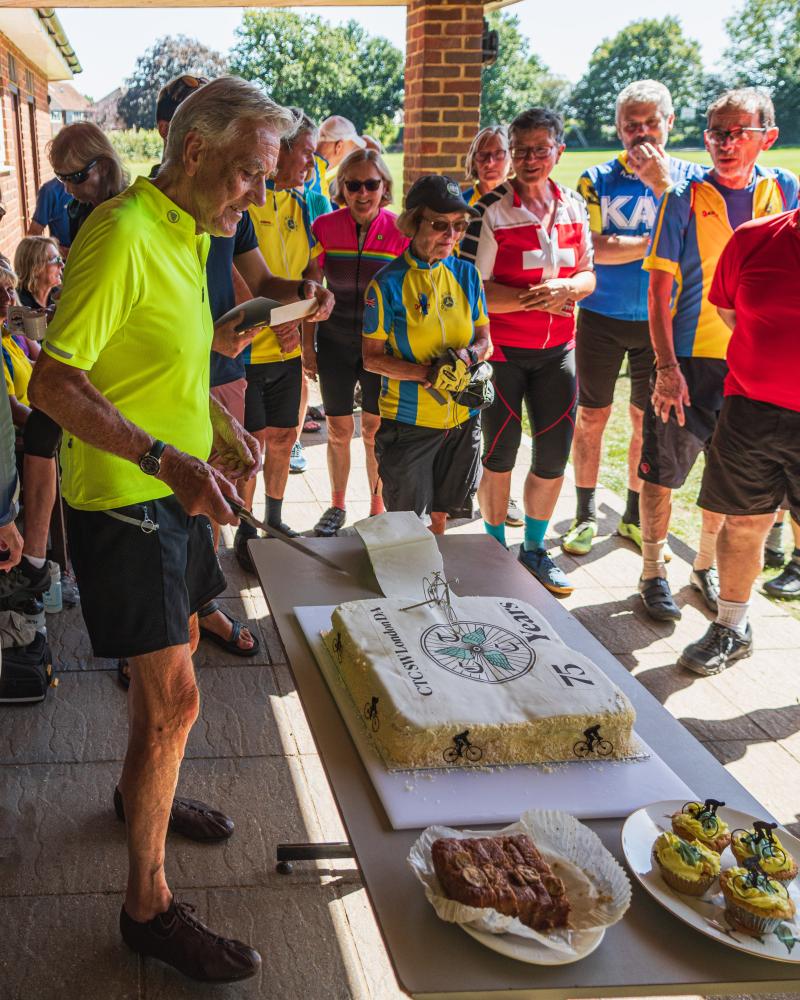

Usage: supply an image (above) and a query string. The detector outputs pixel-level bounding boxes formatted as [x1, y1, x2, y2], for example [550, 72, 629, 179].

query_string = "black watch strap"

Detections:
[297, 280, 308, 300]
[139, 439, 167, 476]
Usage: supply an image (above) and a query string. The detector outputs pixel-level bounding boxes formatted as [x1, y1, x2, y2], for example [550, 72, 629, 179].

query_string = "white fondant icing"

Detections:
[324, 596, 637, 769]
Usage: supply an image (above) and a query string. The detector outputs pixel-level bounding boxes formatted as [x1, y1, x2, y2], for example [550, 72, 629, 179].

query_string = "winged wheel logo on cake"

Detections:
[421, 621, 535, 684]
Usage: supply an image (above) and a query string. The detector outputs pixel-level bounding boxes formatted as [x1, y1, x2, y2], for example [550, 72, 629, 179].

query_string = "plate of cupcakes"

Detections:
[622, 798, 800, 963]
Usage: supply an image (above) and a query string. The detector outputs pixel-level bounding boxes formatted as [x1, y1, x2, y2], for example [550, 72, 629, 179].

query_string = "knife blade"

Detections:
[227, 499, 350, 576]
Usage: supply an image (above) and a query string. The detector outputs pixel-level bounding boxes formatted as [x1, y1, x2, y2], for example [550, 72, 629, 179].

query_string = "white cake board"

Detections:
[294, 606, 695, 830]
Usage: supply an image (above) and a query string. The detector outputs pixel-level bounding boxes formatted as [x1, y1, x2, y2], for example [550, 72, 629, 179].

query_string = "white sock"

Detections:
[642, 540, 667, 580]
[25, 555, 46, 569]
[716, 597, 749, 636]
[693, 527, 717, 571]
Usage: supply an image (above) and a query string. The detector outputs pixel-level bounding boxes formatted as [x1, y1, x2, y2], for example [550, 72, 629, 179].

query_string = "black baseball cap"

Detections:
[155, 74, 209, 124]
[406, 174, 479, 216]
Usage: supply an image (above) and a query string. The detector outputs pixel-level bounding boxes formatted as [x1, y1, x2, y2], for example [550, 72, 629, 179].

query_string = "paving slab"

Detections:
[0, 892, 140, 1000]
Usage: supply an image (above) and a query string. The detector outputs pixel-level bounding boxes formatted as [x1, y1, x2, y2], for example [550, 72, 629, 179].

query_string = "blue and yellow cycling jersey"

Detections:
[578, 152, 704, 322]
[461, 185, 481, 207]
[363, 249, 489, 429]
[643, 164, 798, 358]
[246, 180, 315, 364]
[305, 153, 330, 200]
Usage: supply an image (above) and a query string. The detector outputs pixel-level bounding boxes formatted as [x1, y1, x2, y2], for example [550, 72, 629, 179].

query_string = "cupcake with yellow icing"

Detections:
[720, 865, 796, 936]
[653, 832, 721, 897]
[731, 825, 797, 884]
[671, 800, 731, 854]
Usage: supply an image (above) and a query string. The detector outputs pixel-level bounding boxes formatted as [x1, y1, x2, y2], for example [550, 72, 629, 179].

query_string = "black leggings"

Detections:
[481, 344, 577, 478]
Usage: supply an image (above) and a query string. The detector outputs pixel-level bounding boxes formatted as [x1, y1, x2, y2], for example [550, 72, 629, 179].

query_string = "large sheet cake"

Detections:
[323, 595, 636, 770]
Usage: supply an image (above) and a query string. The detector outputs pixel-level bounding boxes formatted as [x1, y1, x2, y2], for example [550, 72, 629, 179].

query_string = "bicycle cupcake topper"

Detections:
[733, 857, 789, 898]
[732, 821, 787, 863]
[683, 798, 725, 834]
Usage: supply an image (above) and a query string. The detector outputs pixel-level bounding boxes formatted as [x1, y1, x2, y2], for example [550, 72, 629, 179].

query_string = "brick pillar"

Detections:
[403, 0, 484, 196]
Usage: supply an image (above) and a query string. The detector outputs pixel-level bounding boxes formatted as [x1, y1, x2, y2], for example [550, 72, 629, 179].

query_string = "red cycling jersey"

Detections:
[460, 180, 593, 359]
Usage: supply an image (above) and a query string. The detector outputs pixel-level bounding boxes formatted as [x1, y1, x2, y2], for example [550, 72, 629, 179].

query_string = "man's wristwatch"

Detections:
[139, 439, 167, 476]
[297, 279, 309, 300]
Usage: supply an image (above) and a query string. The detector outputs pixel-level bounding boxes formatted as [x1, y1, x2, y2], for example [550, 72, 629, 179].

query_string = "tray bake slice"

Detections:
[431, 833, 571, 930]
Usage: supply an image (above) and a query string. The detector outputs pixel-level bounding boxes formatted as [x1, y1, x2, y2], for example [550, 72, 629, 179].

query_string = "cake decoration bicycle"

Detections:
[442, 729, 483, 764]
[573, 724, 614, 757]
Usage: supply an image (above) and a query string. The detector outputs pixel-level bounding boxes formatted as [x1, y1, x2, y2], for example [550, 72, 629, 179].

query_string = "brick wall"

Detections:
[0, 33, 56, 262]
[403, 0, 484, 196]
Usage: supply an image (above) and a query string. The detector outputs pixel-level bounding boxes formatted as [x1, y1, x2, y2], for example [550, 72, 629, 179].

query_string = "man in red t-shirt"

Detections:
[678, 208, 800, 675]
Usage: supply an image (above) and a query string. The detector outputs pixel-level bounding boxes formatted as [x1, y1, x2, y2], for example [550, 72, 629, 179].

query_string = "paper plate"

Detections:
[408, 809, 631, 964]
[622, 800, 800, 964]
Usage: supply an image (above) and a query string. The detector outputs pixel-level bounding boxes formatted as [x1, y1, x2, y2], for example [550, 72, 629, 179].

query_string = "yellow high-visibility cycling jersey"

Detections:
[246, 181, 316, 364]
[43, 177, 213, 511]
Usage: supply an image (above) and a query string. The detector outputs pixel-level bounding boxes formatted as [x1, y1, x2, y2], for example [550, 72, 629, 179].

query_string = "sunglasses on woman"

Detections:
[344, 179, 382, 193]
[48, 256, 65, 266]
[56, 159, 97, 185]
[423, 217, 469, 234]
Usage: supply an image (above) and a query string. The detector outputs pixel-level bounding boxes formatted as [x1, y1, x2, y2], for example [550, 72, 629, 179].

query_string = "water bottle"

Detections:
[43, 562, 62, 614]
[20, 597, 46, 635]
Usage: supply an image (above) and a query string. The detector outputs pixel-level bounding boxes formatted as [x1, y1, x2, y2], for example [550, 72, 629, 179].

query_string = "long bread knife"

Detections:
[227, 499, 351, 576]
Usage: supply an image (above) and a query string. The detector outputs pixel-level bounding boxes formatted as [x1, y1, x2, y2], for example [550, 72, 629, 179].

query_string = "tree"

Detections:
[570, 18, 704, 145]
[118, 35, 228, 130]
[723, 0, 800, 142]
[481, 12, 569, 126]
[230, 10, 403, 137]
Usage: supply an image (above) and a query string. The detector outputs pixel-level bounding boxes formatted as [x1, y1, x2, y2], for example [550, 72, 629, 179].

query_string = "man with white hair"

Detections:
[307, 114, 365, 199]
[29, 77, 297, 983]
[563, 81, 704, 558]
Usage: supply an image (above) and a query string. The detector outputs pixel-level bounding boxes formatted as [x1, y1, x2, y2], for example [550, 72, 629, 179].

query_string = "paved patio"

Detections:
[1, 411, 798, 1000]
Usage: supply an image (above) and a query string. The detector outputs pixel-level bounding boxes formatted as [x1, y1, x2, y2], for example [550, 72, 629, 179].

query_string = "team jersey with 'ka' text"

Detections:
[460, 180, 593, 359]
[577, 151, 704, 321]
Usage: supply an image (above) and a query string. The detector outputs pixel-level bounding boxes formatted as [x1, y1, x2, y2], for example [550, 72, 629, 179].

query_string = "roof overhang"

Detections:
[0, 8, 80, 80]
[0, 0, 519, 7]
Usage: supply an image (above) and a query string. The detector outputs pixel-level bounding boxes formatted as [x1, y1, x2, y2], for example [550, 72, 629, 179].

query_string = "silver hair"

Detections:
[464, 125, 509, 181]
[707, 87, 776, 127]
[164, 76, 297, 164]
[615, 80, 673, 123]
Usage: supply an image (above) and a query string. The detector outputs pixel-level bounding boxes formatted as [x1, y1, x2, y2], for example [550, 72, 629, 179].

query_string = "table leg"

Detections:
[276, 841, 354, 874]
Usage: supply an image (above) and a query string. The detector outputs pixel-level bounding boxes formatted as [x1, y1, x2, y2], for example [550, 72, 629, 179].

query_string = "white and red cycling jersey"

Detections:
[461, 180, 593, 359]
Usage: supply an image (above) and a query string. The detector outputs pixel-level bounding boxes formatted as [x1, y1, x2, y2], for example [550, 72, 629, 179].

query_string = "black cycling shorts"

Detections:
[576, 308, 654, 411]
[375, 416, 481, 517]
[244, 357, 302, 433]
[66, 495, 226, 659]
[482, 344, 577, 478]
[639, 357, 727, 490]
[316, 334, 381, 418]
[699, 395, 800, 520]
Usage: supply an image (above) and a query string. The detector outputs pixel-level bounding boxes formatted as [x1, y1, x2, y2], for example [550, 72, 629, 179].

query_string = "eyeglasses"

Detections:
[55, 159, 97, 185]
[510, 145, 557, 161]
[705, 127, 768, 146]
[475, 149, 508, 165]
[422, 216, 469, 234]
[47, 256, 65, 266]
[344, 179, 382, 193]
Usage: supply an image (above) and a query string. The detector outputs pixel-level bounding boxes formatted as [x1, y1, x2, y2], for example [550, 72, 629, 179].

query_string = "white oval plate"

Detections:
[461, 923, 605, 966]
[622, 800, 800, 964]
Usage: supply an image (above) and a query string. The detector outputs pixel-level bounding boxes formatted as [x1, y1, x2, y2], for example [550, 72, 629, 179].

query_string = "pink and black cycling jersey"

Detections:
[460, 180, 593, 359]
[311, 207, 408, 342]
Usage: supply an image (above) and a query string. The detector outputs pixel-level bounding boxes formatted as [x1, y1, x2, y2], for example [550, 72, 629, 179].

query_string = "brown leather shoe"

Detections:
[120, 898, 261, 982]
[113, 787, 234, 842]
